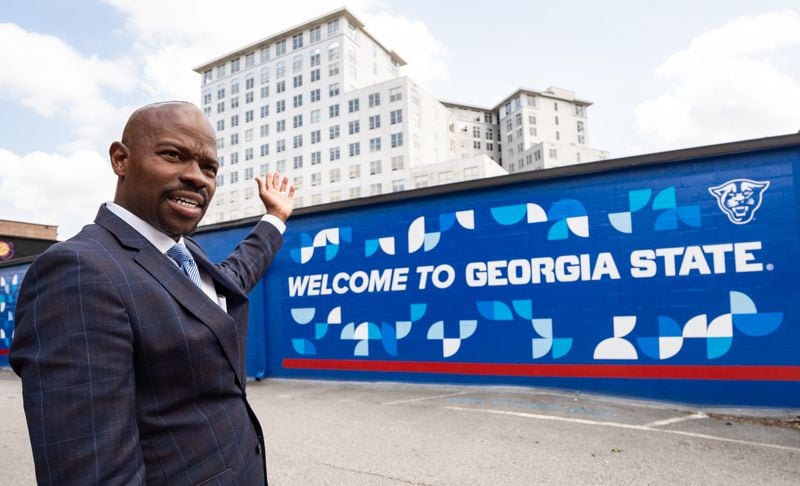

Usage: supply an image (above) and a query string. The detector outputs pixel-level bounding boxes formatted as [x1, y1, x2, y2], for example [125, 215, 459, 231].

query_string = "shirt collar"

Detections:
[104, 202, 186, 254]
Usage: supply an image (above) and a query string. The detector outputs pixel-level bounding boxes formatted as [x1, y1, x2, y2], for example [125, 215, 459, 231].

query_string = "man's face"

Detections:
[113, 104, 219, 238]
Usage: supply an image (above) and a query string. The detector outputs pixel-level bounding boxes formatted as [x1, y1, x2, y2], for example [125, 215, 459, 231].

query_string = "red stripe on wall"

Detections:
[282, 359, 800, 382]
[0, 349, 8, 356]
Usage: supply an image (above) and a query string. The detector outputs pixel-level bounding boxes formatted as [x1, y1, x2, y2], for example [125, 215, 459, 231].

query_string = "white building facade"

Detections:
[195, 8, 606, 224]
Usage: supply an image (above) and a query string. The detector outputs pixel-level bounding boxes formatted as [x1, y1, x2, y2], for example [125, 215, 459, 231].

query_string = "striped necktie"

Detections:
[167, 243, 202, 288]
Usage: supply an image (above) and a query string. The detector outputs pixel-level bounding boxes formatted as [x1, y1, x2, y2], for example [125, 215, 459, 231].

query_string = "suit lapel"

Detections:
[94, 207, 246, 388]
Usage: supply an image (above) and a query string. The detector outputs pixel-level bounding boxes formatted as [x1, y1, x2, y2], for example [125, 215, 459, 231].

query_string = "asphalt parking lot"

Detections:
[1, 371, 798, 485]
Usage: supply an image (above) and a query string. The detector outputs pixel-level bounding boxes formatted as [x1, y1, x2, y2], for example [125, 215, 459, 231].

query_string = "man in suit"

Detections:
[10, 101, 295, 485]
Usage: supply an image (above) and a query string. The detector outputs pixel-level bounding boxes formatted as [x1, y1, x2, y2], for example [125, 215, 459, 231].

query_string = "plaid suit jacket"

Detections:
[10, 206, 282, 485]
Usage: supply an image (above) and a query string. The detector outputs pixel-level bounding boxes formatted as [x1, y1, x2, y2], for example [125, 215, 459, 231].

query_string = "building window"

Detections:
[276, 139, 285, 152]
[329, 147, 340, 161]
[260, 105, 269, 118]
[293, 176, 303, 191]
[392, 179, 404, 192]
[293, 134, 303, 148]
[245, 111, 254, 123]
[391, 155, 404, 171]
[276, 120, 285, 132]
[244, 128, 253, 142]
[414, 174, 428, 188]
[293, 94, 303, 108]
[275, 39, 286, 56]
[390, 132, 403, 148]
[292, 33, 304, 50]
[293, 75, 303, 88]
[472, 126, 480, 138]
[310, 89, 321, 103]
[260, 143, 269, 156]
[311, 172, 322, 186]
[276, 61, 286, 79]
[484, 112, 493, 123]
[276, 159, 285, 172]
[216, 64, 226, 79]
[369, 115, 380, 129]
[348, 120, 360, 135]
[369, 137, 381, 152]
[230, 133, 239, 145]
[473, 141, 481, 149]
[216, 119, 224, 131]
[229, 170, 240, 184]
[328, 62, 340, 77]
[577, 121, 585, 132]
[578, 134, 585, 144]
[329, 83, 340, 97]
[463, 166, 478, 178]
[349, 142, 360, 157]
[390, 109, 403, 125]
[230, 152, 238, 164]
[327, 19, 340, 36]
[261, 86, 269, 98]
[369, 160, 382, 175]
[555, 116, 560, 125]
[276, 80, 285, 93]
[329, 125, 340, 139]
[329, 104, 340, 118]
[293, 114, 303, 128]
[330, 190, 341, 202]
[311, 151, 321, 165]
[370, 183, 382, 195]
[389, 87, 402, 102]
[310, 27, 321, 43]
[230, 97, 239, 109]
[311, 130, 321, 143]
[230, 58, 240, 73]
[348, 98, 360, 113]
[260, 163, 269, 175]
[329, 168, 341, 183]
[349, 164, 360, 179]
[368, 92, 380, 107]
[293, 155, 303, 169]
[549, 148, 558, 159]
[276, 100, 285, 113]
[310, 69, 320, 82]
[350, 187, 361, 198]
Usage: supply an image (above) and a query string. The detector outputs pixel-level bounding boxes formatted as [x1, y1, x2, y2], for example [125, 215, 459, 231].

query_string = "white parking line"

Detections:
[645, 413, 708, 428]
[381, 391, 471, 406]
[445, 406, 800, 453]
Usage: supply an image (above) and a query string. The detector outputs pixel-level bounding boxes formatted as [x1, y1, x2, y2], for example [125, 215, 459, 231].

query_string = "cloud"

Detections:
[101, 0, 448, 99]
[0, 149, 116, 240]
[634, 10, 800, 152]
[0, 23, 137, 151]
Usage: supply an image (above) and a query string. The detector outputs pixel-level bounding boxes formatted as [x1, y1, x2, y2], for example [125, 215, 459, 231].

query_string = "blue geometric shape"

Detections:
[552, 338, 573, 359]
[290, 307, 316, 324]
[512, 300, 533, 320]
[707, 337, 733, 359]
[532, 338, 552, 359]
[314, 323, 328, 339]
[608, 212, 632, 233]
[367, 322, 382, 339]
[677, 206, 702, 227]
[548, 199, 586, 220]
[654, 209, 678, 230]
[491, 205, 527, 225]
[652, 187, 676, 209]
[423, 232, 440, 251]
[476, 301, 513, 321]
[548, 220, 569, 240]
[629, 189, 652, 212]
[290, 248, 302, 263]
[382, 322, 398, 356]
[354, 340, 369, 356]
[733, 313, 783, 337]
[365, 239, 379, 257]
[730, 291, 757, 314]
[340, 323, 355, 340]
[300, 233, 313, 246]
[325, 244, 339, 261]
[340, 227, 352, 242]
[658, 316, 682, 337]
[637, 337, 661, 360]
[410, 303, 427, 321]
[291, 338, 316, 356]
[439, 212, 456, 232]
[427, 321, 444, 340]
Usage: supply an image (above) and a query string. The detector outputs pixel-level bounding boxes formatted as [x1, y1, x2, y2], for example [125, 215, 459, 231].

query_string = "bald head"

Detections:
[109, 101, 219, 238]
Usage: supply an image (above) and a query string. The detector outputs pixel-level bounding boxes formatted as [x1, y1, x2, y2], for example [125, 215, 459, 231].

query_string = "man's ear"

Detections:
[109, 141, 129, 177]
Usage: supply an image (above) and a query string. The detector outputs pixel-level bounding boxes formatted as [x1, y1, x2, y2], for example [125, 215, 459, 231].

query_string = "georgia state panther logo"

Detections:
[708, 179, 770, 225]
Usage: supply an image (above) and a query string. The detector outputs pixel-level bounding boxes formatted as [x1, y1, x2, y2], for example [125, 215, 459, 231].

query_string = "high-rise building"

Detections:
[194, 8, 607, 224]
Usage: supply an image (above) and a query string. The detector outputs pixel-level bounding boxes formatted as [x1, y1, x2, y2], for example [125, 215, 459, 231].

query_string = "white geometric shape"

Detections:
[707, 314, 733, 338]
[378, 237, 396, 255]
[532, 338, 552, 359]
[327, 306, 342, 325]
[442, 338, 461, 358]
[396, 321, 412, 339]
[423, 232, 440, 251]
[353, 322, 371, 340]
[566, 216, 590, 237]
[408, 217, 426, 253]
[593, 338, 638, 359]
[527, 203, 548, 223]
[312, 230, 328, 247]
[682, 314, 708, 338]
[730, 291, 757, 314]
[659, 336, 684, 359]
[0, 329, 5, 340]
[300, 246, 314, 264]
[0, 302, 4, 313]
[456, 210, 475, 229]
[459, 320, 477, 339]
[325, 228, 340, 245]
[613, 316, 637, 337]
[354, 340, 369, 357]
[532, 319, 553, 339]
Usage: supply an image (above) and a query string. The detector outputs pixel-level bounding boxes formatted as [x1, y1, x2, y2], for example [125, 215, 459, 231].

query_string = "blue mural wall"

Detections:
[0, 265, 28, 367]
[198, 143, 800, 407]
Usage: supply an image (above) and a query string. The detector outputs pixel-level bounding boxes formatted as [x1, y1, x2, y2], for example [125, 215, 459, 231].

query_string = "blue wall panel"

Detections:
[198, 144, 800, 406]
[0, 264, 29, 368]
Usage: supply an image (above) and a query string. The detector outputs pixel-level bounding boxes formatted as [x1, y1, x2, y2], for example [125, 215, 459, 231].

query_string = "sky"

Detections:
[1, 0, 799, 239]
